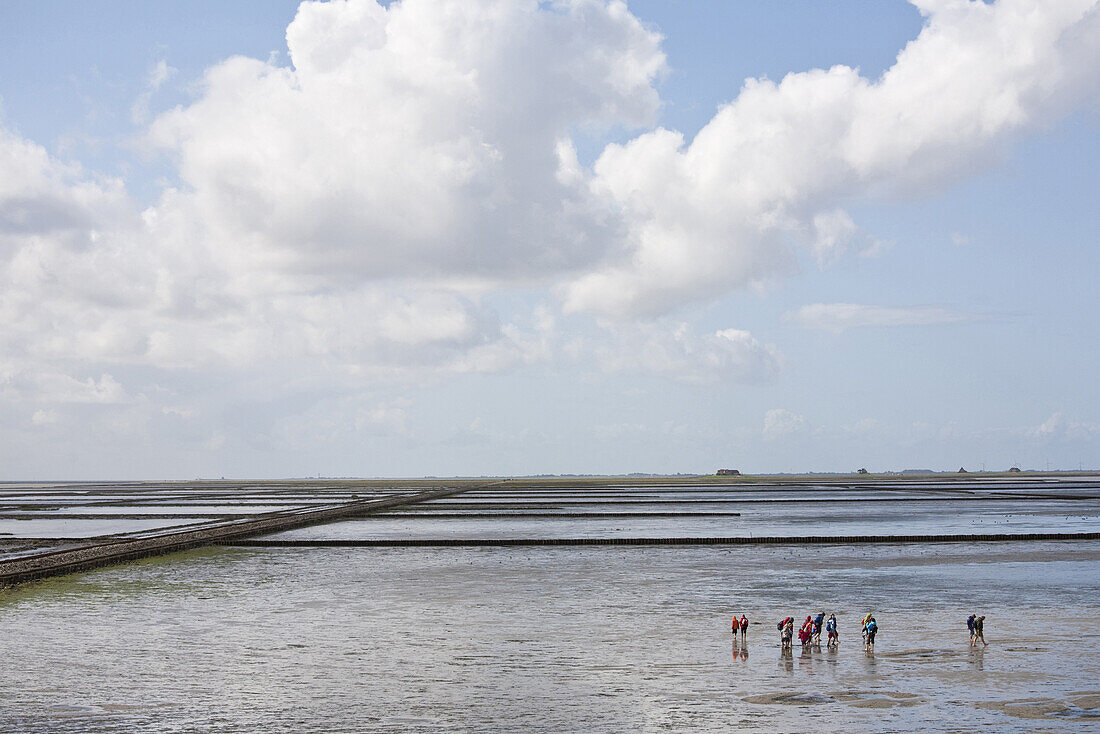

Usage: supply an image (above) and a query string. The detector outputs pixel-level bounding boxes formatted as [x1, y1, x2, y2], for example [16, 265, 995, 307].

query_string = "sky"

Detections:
[1, 0, 1098, 479]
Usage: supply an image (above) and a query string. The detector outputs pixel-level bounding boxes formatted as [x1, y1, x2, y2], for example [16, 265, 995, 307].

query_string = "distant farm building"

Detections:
[857, 468, 869, 474]
[716, 469, 741, 476]
[1008, 467, 1021, 473]
[958, 467, 967, 473]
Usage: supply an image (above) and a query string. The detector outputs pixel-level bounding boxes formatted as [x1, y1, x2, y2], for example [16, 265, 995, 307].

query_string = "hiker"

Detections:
[861, 612, 873, 645]
[966, 614, 977, 645]
[973, 615, 988, 647]
[779, 616, 794, 651]
[826, 613, 839, 646]
[732, 615, 740, 638]
[799, 616, 813, 647]
[864, 616, 878, 650]
[812, 612, 825, 644]
[740, 614, 749, 639]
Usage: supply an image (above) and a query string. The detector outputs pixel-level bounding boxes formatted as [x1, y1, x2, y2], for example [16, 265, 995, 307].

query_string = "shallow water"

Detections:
[1, 504, 311, 516]
[266, 498, 1100, 540]
[0, 517, 216, 538]
[1, 540, 1098, 733]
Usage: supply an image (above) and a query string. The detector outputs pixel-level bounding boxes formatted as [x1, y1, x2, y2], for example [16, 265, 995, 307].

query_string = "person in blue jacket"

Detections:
[863, 616, 878, 650]
[825, 613, 839, 646]
[812, 612, 826, 644]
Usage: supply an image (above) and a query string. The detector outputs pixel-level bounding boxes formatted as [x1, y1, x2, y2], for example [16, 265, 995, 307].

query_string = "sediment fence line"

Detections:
[221, 531, 1100, 548]
[360, 511, 743, 518]
[0, 484, 480, 586]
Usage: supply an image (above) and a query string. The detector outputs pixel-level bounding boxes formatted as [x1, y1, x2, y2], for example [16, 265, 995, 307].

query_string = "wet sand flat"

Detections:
[1, 539, 1098, 733]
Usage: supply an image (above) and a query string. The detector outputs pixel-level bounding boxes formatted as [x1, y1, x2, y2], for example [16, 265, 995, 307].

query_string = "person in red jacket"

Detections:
[739, 615, 748, 638]
[798, 616, 813, 646]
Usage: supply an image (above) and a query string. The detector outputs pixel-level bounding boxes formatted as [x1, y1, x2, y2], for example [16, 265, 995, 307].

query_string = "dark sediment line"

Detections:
[411, 495, 1100, 509]
[0, 485, 478, 586]
[0, 513, 253, 520]
[366, 511, 743, 518]
[222, 531, 1100, 548]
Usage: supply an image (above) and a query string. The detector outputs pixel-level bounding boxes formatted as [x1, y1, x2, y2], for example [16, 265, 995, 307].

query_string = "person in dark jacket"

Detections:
[973, 615, 988, 647]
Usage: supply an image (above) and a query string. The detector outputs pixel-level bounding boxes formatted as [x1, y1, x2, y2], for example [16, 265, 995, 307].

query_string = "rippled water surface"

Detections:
[2, 540, 1099, 732]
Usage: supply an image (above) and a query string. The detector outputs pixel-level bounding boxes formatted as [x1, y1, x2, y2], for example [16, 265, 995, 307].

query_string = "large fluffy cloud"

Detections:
[562, 0, 1100, 315]
[137, 0, 1100, 323]
[147, 0, 665, 284]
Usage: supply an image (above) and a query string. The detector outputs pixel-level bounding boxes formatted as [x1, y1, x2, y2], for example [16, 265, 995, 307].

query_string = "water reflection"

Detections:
[779, 647, 794, 675]
[798, 644, 814, 672]
[969, 646, 986, 671]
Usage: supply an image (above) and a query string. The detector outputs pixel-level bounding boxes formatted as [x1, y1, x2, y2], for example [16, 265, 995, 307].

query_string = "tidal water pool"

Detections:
[266, 497, 1100, 540]
[1, 540, 1098, 732]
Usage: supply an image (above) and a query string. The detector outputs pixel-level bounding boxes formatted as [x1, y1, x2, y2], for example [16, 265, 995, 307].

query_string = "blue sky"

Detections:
[1, 0, 1098, 478]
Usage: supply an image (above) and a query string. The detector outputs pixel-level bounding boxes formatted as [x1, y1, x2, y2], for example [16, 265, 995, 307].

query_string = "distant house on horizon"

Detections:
[716, 468, 741, 476]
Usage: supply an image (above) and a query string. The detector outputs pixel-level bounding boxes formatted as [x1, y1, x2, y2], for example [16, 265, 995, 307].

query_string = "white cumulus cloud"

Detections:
[146, 0, 665, 286]
[561, 0, 1100, 315]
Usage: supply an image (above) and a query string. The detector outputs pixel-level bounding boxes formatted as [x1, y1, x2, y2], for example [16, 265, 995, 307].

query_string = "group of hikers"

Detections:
[772, 612, 849, 651]
[731, 611, 988, 651]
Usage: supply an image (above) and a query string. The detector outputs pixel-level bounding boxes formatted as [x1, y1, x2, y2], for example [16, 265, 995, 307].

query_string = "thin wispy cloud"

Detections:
[787, 303, 985, 332]
[763, 409, 807, 439]
[131, 58, 177, 124]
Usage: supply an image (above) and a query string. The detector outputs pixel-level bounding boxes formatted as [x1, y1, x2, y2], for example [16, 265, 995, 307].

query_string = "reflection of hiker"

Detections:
[799, 616, 813, 646]
[740, 615, 749, 638]
[778, 617, 794, 651]
[812, 612, 825, 644]
[973, 615, 988, 647]
[826, 613, 839, 646]
[863, 616, 878, 649]
[966, 614, 977, 645]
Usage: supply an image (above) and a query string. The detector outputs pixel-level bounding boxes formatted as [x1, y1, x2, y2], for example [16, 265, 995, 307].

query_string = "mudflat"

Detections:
[1, 539, 1098, 732]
